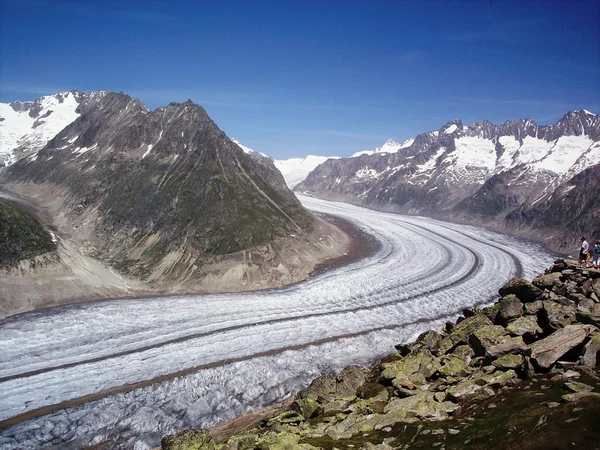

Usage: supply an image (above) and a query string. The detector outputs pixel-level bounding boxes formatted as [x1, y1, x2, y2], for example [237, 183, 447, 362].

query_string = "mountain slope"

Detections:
[1, 91, 320, 286]
[296, 110, 600, 251]
[0, 199, 57, 266]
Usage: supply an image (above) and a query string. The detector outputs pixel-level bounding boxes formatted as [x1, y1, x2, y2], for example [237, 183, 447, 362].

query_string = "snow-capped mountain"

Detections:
[274, 155, 340, 188]
[0, 91, 106, 166]
[296, 110, 600, 251]
[351, 138, 415, 157]
[230, 138, 338, 189]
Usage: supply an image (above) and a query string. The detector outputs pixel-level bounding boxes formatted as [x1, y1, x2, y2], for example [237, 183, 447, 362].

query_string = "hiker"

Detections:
[593, 240, 600, 267]
[579, 236, 590, 264]
[579, 236, 589, 265]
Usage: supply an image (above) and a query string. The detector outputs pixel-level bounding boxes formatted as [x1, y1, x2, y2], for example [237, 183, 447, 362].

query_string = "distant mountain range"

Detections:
[2, 91, 597, 256]
[296, 111, 600, 252]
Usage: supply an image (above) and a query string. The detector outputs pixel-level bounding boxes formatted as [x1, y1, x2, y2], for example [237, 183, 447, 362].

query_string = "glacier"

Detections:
[0, 196, 557, 449]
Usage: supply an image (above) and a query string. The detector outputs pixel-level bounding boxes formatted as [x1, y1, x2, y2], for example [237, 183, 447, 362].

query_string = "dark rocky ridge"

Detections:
[1, 91, 315, 283]
[162, 260, 600, 449]
[0, 200, 57, 266]
[296, 111, 600, 252]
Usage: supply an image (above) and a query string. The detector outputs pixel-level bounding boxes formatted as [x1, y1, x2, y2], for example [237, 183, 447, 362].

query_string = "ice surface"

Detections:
[0, 196, 556, 449]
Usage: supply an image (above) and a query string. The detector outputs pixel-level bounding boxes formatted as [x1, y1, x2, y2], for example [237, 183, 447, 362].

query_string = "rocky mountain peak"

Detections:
[9, 100, 33, 113]
[2, 90, 316, 282]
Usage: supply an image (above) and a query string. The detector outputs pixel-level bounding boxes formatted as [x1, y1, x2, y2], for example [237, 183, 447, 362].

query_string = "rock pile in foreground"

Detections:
[161, 259, 600, 450]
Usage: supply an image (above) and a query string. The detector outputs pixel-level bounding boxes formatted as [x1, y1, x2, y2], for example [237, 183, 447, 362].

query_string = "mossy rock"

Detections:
[498, 277, 542, 302]
[438, 314, 493, 354]
[161, 429, 217, 450]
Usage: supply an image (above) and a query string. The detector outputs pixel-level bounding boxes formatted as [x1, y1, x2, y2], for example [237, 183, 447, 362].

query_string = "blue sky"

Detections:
[1, 0, 599, 158]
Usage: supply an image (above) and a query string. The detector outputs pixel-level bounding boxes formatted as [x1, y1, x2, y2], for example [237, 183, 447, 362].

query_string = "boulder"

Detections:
[533, 272, 562, 290]
[497, 295, 524, 324]
[530, 324, 596, 369]
[383, 391, 459, 421]
[486, 336, 528, 359]
[437, 314, 493, 354]
[437, 355, 469, 378]
[541, 301, 576, 330]
[564, 381, 593, 393]
[255, 430, 317, 449]
[577, 297, 596, 312]
[576, 309, 600, 328]
[291, 398, 321, 419]
[581, 332, 600, 367]
[468, 324, 509, 356]
[481, 304, 500, 323]
[299, 366, 367, 402]
[476, 369, 518, 388]
[380, 351, 438, 382]
[491, 354, 524, 370]
[524, 300, 543, 315]
[499, 278, 542, 302]
[414, 330, 443, 355]
[506, 315, 543, 337]
[161, 430, 217, 450]
[562, 391, 600, 402]
[446, 380, 495, 402]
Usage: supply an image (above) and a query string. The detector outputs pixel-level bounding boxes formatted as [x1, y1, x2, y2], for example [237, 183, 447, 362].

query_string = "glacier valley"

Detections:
[0, 196, 557, 449]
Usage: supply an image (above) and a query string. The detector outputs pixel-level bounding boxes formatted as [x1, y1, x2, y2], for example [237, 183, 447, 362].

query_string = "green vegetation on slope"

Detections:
[0, 200, 57, 266]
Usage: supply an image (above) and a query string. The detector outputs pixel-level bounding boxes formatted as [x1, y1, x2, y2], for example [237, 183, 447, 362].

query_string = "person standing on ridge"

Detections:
[579, 236, 589, 266]
[592, 240, 600, 268]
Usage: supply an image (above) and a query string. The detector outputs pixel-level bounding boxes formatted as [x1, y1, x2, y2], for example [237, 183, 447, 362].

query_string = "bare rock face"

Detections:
[530, 324, 595, 369]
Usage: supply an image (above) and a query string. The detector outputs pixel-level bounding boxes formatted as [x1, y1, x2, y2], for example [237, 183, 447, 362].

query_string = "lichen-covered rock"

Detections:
[383, 391, 459, 421]
[414, 330, 443, 355]
[524, 300, 543, 315]
[541, 300, 576, 329]
[290, 398, 320, 419]
[581, 332, 600, 367]
[533, 272, 562, 290]
[468, 324, 509, 356]
[437, 355, 469, 377]
[499, 278, 542, 302]
[497, 295, 524, 324]
[506, 315, 543, 337]
[299, 366, 367, 402]
[576, 310, 600, 328]
[491, 354, 524, 370]
[481, 304, 500, 323]
[437, 314, 493, 355]
[476, 369, 518, 388]
[446, 380, 495, 402]
[161, 429, 217, 450]
[530, 324, 596, 369]
[380, 351, 439, 382]
[564, 381, 593, 393]
[255, 430, 316, 449]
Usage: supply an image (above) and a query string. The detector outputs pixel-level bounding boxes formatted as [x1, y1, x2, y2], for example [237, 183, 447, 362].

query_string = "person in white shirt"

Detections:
[579, 236, 589, 265]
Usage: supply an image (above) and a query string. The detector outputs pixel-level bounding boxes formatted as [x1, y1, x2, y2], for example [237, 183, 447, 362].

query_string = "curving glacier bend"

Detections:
[0, 195, 556, 449]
